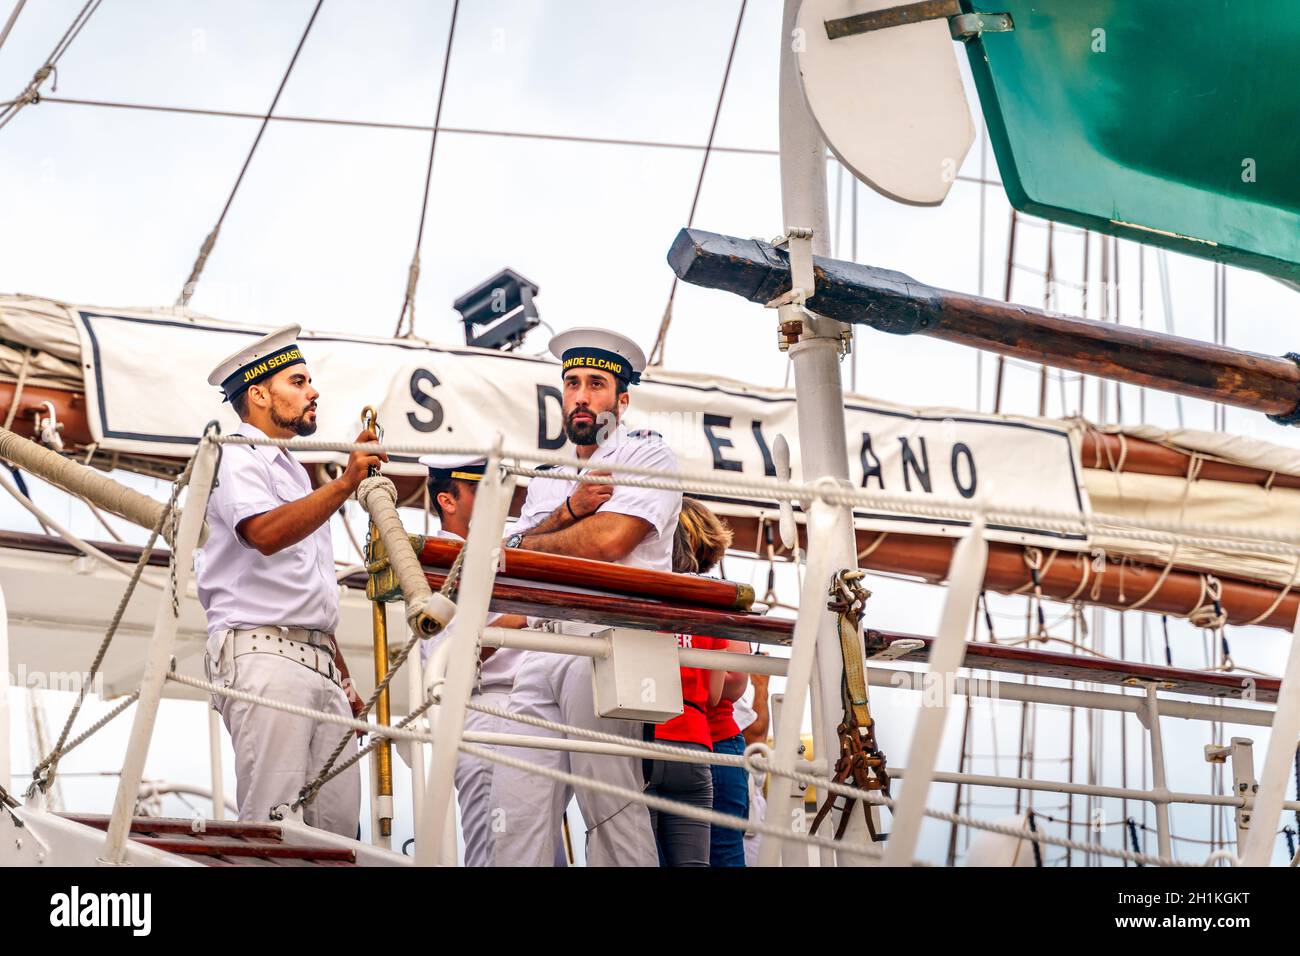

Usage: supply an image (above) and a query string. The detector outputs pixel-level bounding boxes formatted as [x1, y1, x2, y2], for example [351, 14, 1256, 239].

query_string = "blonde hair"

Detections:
[673, 497, 733, 575]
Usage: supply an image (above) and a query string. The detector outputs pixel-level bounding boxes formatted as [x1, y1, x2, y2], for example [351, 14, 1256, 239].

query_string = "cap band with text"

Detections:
[220, 345, 305, 401]
[560, 346, 641, 385]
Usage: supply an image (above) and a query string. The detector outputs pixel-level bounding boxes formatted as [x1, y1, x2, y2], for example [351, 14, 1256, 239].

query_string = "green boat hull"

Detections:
[963, 0, 1300, 279]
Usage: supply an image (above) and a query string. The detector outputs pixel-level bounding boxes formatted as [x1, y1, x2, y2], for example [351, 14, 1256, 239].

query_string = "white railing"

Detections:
[79, 430, 1300, 867]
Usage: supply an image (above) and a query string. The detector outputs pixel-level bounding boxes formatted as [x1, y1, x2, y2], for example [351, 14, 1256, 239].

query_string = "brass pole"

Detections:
[370, 591, 394, 838]
[362, 404, 394, 839]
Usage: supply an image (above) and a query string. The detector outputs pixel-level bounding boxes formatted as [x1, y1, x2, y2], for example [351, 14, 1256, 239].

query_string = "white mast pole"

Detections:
[769, 0, 874, 865]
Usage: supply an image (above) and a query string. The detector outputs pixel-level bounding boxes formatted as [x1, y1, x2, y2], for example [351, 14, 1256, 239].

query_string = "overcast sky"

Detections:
[2, 0, 1296, 864]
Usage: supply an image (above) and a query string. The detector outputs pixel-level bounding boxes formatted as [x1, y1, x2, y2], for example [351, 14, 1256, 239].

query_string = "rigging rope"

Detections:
[0, 0, 101, 132]
[174, 0, 325, 307]
[0, 467, 162, 589]
[33, 93, 1000, 187]
[0, 0, 29, 55]
[647, 0, 747, 367]
[28, 449, 197, 794]
[294, 543, 468, 809]
[1, 345, 31, 432]
[393, 0, 460, 339]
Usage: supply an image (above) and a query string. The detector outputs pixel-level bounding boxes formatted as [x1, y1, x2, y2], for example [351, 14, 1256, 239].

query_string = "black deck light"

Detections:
[452, 268, 540, 351]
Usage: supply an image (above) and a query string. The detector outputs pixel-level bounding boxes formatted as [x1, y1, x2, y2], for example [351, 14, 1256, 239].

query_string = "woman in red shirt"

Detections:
[645, 498, 732, 866]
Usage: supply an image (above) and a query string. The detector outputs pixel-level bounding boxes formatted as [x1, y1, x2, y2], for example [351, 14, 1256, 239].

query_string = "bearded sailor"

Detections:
[489, 328, 682, 867]
[415, 453, 543, 866]
[197, 324, 385, 835]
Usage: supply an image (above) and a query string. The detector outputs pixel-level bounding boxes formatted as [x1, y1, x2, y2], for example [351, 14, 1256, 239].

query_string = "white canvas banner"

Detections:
[73, 311, 1089, 548]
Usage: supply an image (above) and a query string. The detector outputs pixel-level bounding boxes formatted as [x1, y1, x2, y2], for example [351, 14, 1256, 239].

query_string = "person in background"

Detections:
[734, 657, 771, 866]
[490, 328, 678, 867]
[644, 497, 731, 866]
[198, 324, 379, 835]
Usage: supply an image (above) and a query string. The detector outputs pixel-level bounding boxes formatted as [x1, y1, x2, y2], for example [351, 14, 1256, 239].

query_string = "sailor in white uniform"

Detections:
[489, 328, 681, 867]
[196, 325, 385, 835]
[416, 453, 558, 866]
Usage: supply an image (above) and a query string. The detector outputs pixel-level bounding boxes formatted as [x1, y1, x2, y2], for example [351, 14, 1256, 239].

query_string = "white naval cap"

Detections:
[549, 327, 646, 386]
[207, 324, 307, 402]
[418, 452, 488, 482]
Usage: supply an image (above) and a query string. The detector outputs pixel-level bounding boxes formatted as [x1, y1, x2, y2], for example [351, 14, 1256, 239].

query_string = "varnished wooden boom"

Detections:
[417, 535, 755, 611]
[668, 227, 1300, 421]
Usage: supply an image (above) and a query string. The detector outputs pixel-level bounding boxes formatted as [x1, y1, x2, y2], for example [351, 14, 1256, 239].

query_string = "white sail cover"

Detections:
[1079, 424, 1300, 587]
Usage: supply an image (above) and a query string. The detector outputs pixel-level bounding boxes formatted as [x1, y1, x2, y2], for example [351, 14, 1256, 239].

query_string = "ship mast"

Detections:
[759, 0, 875, 867]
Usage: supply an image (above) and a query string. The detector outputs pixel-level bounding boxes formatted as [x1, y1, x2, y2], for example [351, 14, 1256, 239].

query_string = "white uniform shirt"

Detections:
[515, 425, 681, 573]
[733, 684, 757, 734]
[196, 421, 339, 641]
[419, 529, 520, 693]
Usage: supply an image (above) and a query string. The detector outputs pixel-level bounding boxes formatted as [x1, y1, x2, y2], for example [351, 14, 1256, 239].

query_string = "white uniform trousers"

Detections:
[212, 651, 361, 837]
[456, 690, 506, 868]
[488, 645, 658, 867]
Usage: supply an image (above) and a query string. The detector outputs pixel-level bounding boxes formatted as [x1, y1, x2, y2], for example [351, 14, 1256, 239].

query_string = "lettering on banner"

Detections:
[857, 431, 979, 500]
[535, 384, 566, 450]
[703, 413, 743, 472]
[406, 368, 444, 433]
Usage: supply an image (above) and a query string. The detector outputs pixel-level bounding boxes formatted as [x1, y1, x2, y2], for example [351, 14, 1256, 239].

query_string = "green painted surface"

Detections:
[963, 0, 1300, 279]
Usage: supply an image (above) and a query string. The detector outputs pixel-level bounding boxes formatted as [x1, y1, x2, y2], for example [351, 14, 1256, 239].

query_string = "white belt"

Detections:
[230, 626, 342, 688]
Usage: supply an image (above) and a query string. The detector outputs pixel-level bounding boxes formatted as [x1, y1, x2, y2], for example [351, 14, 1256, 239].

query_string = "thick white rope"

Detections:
[209, 434, 1300, 559]
[459, 739, 891, 863]
[0, 467, 162, 590]
[173, 670, 1215, 866]
[0, 425, 196, 540]
[460, 699, 1217, 866]
[464, 698, 773, 772]
[793, 765, 1200, 868]
[355, 474, 452, 634]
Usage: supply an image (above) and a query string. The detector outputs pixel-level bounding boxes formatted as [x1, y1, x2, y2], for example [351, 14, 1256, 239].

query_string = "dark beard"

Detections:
[563, 409, 614, 446]
[271, 404, 317, 436]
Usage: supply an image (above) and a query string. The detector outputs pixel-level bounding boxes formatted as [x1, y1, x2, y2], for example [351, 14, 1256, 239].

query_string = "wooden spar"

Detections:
[403, 568, 792, 645]
[1079, 430, 1300, 490]
[416, 535, 756, 611]
[0, 529, 1278, 701]
[868, 631, 1282, 705]
[667, 227, 1300, 421]
[722, 515, 1300, 632]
